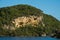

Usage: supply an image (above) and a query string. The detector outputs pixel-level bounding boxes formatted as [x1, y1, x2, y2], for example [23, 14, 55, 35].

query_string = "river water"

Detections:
[0, 36, 60, 40]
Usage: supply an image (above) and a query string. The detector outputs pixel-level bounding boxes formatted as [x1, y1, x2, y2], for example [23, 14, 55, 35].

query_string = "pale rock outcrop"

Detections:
[3, 25, 15, 30]
[12, 15, 45, 28]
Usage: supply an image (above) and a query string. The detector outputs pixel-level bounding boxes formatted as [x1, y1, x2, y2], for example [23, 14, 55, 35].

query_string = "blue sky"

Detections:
[0, 0, 60, 20]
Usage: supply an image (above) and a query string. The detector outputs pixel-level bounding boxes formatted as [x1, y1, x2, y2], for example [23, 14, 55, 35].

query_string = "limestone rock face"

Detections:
[12, 15, 44, 28]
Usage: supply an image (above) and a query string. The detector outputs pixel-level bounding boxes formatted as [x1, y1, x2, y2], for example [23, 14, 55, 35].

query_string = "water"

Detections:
[0, 37, 60, 40]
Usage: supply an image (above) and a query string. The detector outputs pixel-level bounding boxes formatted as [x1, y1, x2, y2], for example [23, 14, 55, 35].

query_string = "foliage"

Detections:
[0, 4, 60, 37]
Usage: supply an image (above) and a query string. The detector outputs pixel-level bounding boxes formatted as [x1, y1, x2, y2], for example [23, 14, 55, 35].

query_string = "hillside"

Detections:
[0, 4, 60, 37]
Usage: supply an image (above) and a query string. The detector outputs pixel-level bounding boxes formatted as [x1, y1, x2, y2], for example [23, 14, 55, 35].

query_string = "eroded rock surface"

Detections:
[12, 15, 45, 28]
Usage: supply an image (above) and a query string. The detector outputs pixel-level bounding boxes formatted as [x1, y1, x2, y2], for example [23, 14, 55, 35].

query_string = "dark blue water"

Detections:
[0, 37, 60, 40]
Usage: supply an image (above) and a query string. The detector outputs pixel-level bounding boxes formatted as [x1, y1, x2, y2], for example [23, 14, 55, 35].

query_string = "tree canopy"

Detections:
[0, 4, 60, 37]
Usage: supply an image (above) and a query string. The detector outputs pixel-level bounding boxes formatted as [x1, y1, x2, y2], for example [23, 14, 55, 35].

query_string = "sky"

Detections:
[0, 0, 60, 20]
